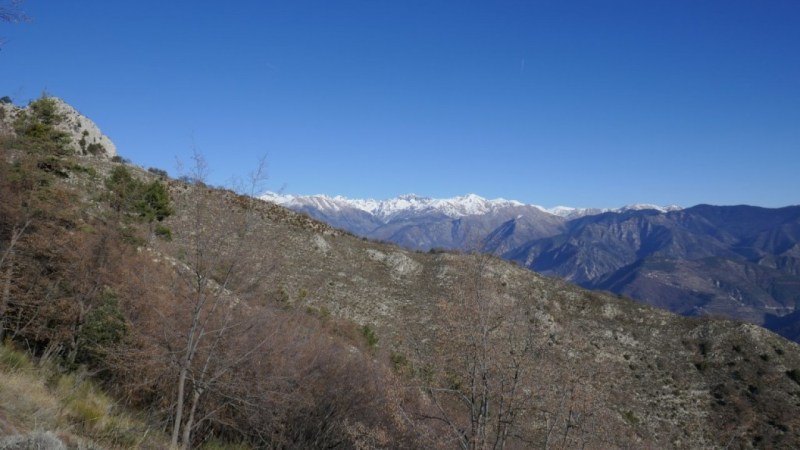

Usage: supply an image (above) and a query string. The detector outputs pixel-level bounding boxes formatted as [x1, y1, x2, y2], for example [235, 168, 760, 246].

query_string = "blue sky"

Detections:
[1, 1, 798, 208]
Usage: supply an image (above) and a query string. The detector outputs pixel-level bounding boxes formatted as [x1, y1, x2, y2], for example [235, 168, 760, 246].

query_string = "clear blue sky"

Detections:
[1, 1, 798, 208]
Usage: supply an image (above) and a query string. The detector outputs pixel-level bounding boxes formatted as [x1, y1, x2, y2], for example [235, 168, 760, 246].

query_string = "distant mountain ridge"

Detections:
[261, 192, 680, 252]
[505, 205, 800, 327]
[263, 192, 800, 341]
[263, 192, 681, 221]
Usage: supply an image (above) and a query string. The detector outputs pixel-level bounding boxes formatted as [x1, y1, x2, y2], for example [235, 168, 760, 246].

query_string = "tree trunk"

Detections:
[171, 365, 188, 447]
[0, 223, 28, 343]
[181, 386, 203, 450]
[0, 246, 14, 343]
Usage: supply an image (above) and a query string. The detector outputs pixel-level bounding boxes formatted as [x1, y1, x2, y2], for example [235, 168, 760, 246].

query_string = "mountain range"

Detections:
[264, 192, 800, 341]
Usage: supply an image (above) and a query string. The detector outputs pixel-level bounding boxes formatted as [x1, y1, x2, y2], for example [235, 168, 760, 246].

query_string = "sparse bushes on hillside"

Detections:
[361, 323, 379, 349]
[85, 142, 105, 156]
[147, 166, 168, 178]
[154, 223, 172, 240]
[11, 96, 72, 155]
[105, 165, 140, 212]
[104, 165, 173, 239]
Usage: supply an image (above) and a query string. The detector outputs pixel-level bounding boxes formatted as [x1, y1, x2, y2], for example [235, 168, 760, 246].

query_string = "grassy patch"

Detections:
[0, 344, 32, 370]
[0, 343, 168, 448]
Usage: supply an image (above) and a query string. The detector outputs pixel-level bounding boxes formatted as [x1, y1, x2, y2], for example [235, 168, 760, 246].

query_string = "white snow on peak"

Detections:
[260, 192, 682, 221]
[620, 204, 683, 213]
[262, 192, 529, 221]
[544, 204, 682, 219]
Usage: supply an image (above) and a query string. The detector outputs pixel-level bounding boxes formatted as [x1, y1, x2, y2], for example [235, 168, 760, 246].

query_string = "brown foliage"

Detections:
[108, 250, 425, 448]
[0, 146, 131, 361]
[93, 154, 428, 448]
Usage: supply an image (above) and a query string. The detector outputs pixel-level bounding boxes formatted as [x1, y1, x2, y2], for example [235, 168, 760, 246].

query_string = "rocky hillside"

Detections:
[182, 194, 800, 448]
[266, 192, 800, 343]
[0, 96, 116, 158]
[506, 206, 800, 340]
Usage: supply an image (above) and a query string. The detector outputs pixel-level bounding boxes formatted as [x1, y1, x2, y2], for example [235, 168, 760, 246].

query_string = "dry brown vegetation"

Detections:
[3, 99, 800, 449]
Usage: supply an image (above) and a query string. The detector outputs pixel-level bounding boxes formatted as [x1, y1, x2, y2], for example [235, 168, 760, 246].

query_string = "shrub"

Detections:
[155, 223, 172, 241]
[68, 162, 97, 177]
[105, 165, 139, 212]
[623, 410, 639, 426]
[390, 351, 412, 376]
[147, 167, 169, 178]
[361, 324, 379, 349]
[137, 180, 173, 222]
[105, 167, 172, 224]
[76, 289, 127, 365]
[85, 142, 105, 155]
[28, 96, 60, 126]
[11, 97, 72, 155]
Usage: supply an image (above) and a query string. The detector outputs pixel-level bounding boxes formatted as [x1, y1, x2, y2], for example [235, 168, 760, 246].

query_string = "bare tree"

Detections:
[0, 149, 44, 342]
[424, 253, 539, 450]
[165, 152, 272, 449]
[0, 0, 28, 48]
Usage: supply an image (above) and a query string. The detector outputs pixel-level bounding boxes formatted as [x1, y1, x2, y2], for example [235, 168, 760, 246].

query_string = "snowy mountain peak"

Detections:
[260, 192, 682, 222]
[396, 193, 427, 201]
[545, 203, 683, 219]
[262, 192, 532, 221]
[620, 204, 683, 213]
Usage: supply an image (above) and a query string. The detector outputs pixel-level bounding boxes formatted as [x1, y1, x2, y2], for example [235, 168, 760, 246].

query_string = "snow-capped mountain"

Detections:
[261, 192, 567, 249]
[545, 204, 683, 219]
[261, 192, 800, 342]
[261, 192, 682, 253]
[262, 192, 526, 222]
[261, 192, 680, 222]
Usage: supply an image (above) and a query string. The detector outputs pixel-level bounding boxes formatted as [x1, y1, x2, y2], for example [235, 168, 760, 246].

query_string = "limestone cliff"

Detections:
[0, 97, 116, 158]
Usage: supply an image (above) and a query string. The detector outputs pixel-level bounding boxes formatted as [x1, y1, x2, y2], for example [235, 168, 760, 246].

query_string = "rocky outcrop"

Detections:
[50, 97, 117, 158]
[0, 97, 116, 158]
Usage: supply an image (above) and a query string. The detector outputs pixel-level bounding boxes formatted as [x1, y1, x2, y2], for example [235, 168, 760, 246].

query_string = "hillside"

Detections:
[3, 98, 800, 448]
[506, 206, 800, 339]
[266, 193, 800, 342]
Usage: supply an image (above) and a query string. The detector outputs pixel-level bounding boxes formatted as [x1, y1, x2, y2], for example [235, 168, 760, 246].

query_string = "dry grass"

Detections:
[0, 343, 169, 449]
[0, 369, 60, 433]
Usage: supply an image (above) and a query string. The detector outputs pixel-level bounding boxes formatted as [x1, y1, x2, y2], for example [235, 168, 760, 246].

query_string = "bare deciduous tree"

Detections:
[0, 0, 28, 48]
[423, 253, 539, 450]
[166, 152, 272, 449]
[0, 150, 45, 342]
[0, 0, 26, 23]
